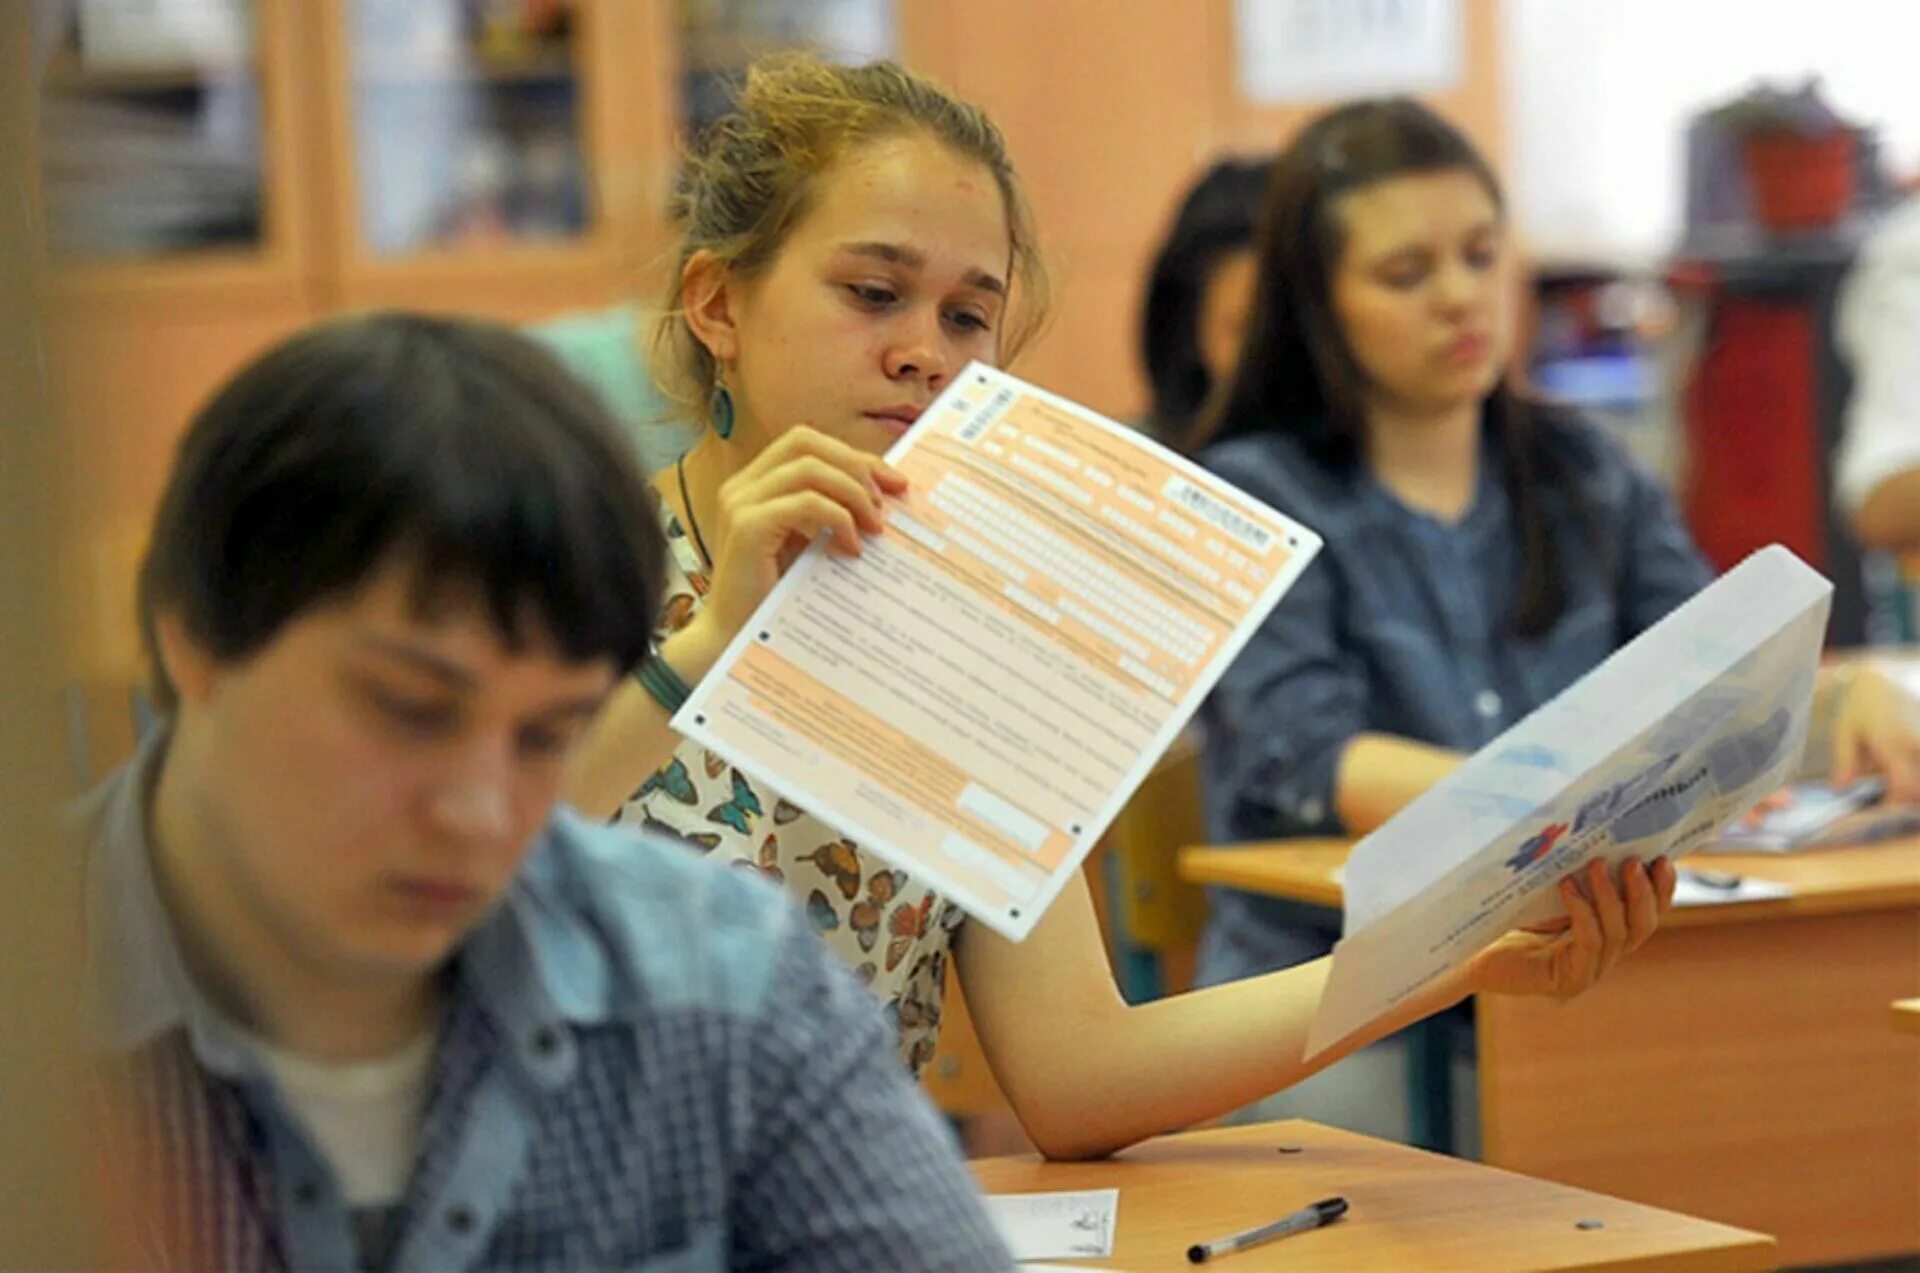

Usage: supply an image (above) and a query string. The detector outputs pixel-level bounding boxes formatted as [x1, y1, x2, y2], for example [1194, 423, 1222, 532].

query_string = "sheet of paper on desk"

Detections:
[1306, 546, 1832, 1058]
[985, 1189, 1119, 1261]
[1671, 869, 1793, 907]
[674, 363, 1320, 940]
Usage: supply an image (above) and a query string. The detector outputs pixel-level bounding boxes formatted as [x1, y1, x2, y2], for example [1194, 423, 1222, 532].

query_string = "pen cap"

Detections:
[1313, 1198, 1349, 1223]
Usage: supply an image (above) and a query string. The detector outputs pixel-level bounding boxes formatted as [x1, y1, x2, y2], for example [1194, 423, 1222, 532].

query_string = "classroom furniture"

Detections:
[1180, 837, 1920, 1268]
[922, 735, 1209, 1145]
[27, 0, 1513, 687]
[970, 1120, 1776, 1272]
[1893, 997, 1920, 1035]
[1669, 231, 1873, 645]
[1098, 728, 1209, 1002]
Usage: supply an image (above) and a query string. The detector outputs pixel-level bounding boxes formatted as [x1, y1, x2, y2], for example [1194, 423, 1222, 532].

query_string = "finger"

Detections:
[1556, 876, 1600, 997]
[1832, 706, 1861, 787]
[1587, 857, 1629, 978]
[1880, 742, 1920, 804]
[735, 458, 885, 532]
[732, 492, 863, 560]
[1650, 855, 1678, 914]
[761, 425, 908, 496]
[1620, 858, 1660, 954]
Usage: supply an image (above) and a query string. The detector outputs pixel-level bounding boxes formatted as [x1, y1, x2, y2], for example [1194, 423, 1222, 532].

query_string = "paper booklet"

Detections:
[1703, 776, 1920, 852]
[1306, 545, 1832, 1058]
[674, 362, 1321, 940]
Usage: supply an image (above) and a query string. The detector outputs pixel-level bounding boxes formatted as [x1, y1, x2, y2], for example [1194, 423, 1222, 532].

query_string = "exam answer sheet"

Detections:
[676, 363, 1320, 939]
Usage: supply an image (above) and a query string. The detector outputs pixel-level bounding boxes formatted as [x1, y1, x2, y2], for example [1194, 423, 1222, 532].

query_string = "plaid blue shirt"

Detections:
[79, 732, 1012, 1271]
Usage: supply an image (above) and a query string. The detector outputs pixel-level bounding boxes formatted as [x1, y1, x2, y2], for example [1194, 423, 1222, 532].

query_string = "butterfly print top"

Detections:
[616, 509, 965, 1076]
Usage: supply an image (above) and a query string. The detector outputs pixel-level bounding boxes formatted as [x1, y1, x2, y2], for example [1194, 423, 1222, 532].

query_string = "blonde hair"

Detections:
[654, 53, 1049, 420]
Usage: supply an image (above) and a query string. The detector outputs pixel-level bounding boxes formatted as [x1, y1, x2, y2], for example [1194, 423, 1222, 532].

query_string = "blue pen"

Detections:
[1187, 1196, 1349, 1263]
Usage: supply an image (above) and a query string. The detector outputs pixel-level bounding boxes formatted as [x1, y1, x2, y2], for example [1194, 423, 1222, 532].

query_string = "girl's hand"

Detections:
[1831, 662, 1920, 801]
[698, 426, 908, 641]
[1465, 856, 1676, 1000]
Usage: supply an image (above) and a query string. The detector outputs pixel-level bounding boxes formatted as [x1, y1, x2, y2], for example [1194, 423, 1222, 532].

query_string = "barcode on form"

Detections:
[1161, 476, 1274, 555]
[954, 385, 1017, 444]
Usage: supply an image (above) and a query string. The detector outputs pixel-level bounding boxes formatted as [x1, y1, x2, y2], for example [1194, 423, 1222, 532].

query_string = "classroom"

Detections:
[2, 2, 1917, 1270]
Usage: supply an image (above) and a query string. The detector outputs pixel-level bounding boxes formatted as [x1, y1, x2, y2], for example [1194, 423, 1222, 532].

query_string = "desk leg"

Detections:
[1103, 850, 1165, 1003]
[1405, 1016, 1455, 1154]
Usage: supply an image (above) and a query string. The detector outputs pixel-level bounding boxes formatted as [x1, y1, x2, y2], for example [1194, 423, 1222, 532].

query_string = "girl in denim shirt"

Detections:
[1191, 99, 1920, 986]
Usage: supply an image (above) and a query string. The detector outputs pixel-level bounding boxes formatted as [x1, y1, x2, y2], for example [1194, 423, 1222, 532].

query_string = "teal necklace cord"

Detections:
[675, 451, 715, 570]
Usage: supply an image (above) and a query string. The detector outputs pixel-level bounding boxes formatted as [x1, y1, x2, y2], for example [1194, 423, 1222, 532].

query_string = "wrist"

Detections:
[659, 615, 729, 686]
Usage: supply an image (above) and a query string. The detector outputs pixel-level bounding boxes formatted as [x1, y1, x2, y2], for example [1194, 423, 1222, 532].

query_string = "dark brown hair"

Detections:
[1194, 99, 1588, 638]
[139, 313, 666, 710]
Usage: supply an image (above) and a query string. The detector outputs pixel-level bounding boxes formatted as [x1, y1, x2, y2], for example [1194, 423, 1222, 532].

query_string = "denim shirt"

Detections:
[1195, 414, 1710, 978]
[78, 730, 1012, 1272]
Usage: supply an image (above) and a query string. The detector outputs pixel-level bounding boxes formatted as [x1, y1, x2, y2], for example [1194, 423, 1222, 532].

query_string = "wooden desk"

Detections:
[1894, 997, 1920, 1035]
[1179, 839, 1920, 1267]
[971, 1121, 1774, 1271]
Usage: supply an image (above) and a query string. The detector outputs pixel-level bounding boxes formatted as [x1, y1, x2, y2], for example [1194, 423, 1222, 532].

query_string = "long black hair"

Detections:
[1139, 157, 1274, 439]
[1192, 99, 1586, 639]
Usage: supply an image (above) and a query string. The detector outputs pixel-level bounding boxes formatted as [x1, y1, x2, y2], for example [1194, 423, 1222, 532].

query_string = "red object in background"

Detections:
[1740, 132, 1858, 232]
[1680, 298, 1826, 572]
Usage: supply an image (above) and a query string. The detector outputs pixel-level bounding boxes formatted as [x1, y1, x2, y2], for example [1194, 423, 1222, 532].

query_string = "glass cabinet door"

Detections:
[35, 0, 267, 260]
[347, 0, 591, 257]
[677, 0, 896, 136]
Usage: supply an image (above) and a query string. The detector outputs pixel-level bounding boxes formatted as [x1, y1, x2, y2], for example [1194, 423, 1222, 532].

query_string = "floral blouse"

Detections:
[615, 509, 966, 1074]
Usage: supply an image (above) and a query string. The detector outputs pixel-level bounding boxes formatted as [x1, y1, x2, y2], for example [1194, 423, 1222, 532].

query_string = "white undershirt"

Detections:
[253, 1029, 437, 1208]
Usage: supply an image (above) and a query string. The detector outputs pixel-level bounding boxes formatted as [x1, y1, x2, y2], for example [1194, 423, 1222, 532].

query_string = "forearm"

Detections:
[1853, 468, 1920, 554]
[565, 620, 729, 819]
[990, 958, 1470, 1161]
[1333, 733, 1464, 835]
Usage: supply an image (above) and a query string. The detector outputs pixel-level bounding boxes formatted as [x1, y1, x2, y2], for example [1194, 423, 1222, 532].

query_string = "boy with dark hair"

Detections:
[81, 313, 1010, 1271]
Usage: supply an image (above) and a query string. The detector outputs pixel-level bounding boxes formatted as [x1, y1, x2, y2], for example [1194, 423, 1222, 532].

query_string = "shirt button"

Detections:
[1299, 796, 1325, 824]
[1475, 689, 1502, 720]
[530, 1026, 559, 1056]
[446, 1205, 477, 1235]
[293, 1180, 321, 1207]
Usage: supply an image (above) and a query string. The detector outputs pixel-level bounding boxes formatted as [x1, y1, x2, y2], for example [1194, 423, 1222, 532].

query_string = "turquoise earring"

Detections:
[710, 380, 736, 440]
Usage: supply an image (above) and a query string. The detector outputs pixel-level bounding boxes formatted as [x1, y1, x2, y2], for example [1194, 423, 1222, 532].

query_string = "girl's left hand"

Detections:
[1465, 857, 1676, 1000]
[1832, 662, 1920, 802]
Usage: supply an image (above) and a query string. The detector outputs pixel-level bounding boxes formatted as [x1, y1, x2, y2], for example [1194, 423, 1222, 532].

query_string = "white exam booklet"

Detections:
[1306, 545, 1832, 1058]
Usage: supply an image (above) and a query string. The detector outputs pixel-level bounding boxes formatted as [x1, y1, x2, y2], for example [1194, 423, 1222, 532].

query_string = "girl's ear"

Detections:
[680, 250, 741, 365]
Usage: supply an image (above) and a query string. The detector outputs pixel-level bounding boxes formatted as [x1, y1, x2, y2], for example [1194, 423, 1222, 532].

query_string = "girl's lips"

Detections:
[864, 409, 921, 434]
[1442, 333, 1492, 364]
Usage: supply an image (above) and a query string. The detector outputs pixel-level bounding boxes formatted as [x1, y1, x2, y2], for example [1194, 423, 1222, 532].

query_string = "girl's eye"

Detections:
[847, 284, 897, 307]
[947, 308, 992, 333]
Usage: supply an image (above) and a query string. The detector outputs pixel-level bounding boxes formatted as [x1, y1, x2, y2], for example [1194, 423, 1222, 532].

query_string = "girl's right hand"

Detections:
[695, 426, 908, 644]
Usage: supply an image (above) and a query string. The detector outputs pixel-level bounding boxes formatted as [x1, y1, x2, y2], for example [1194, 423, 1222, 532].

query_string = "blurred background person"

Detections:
[1138, 156, 1273, 443]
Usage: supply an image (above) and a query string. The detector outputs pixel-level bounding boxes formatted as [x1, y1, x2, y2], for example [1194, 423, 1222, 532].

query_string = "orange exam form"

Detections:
[673, 363, 1322, 940]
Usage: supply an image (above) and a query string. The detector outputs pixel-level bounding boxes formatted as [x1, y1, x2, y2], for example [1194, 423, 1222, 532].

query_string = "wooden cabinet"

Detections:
[34, 0, 1507, 680]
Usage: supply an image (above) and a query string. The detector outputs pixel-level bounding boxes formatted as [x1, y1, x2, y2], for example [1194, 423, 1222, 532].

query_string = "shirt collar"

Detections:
[83, 730, 617, 1086]
[1358, 414, 1507, 541]
[82, 725, 259, 1076]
